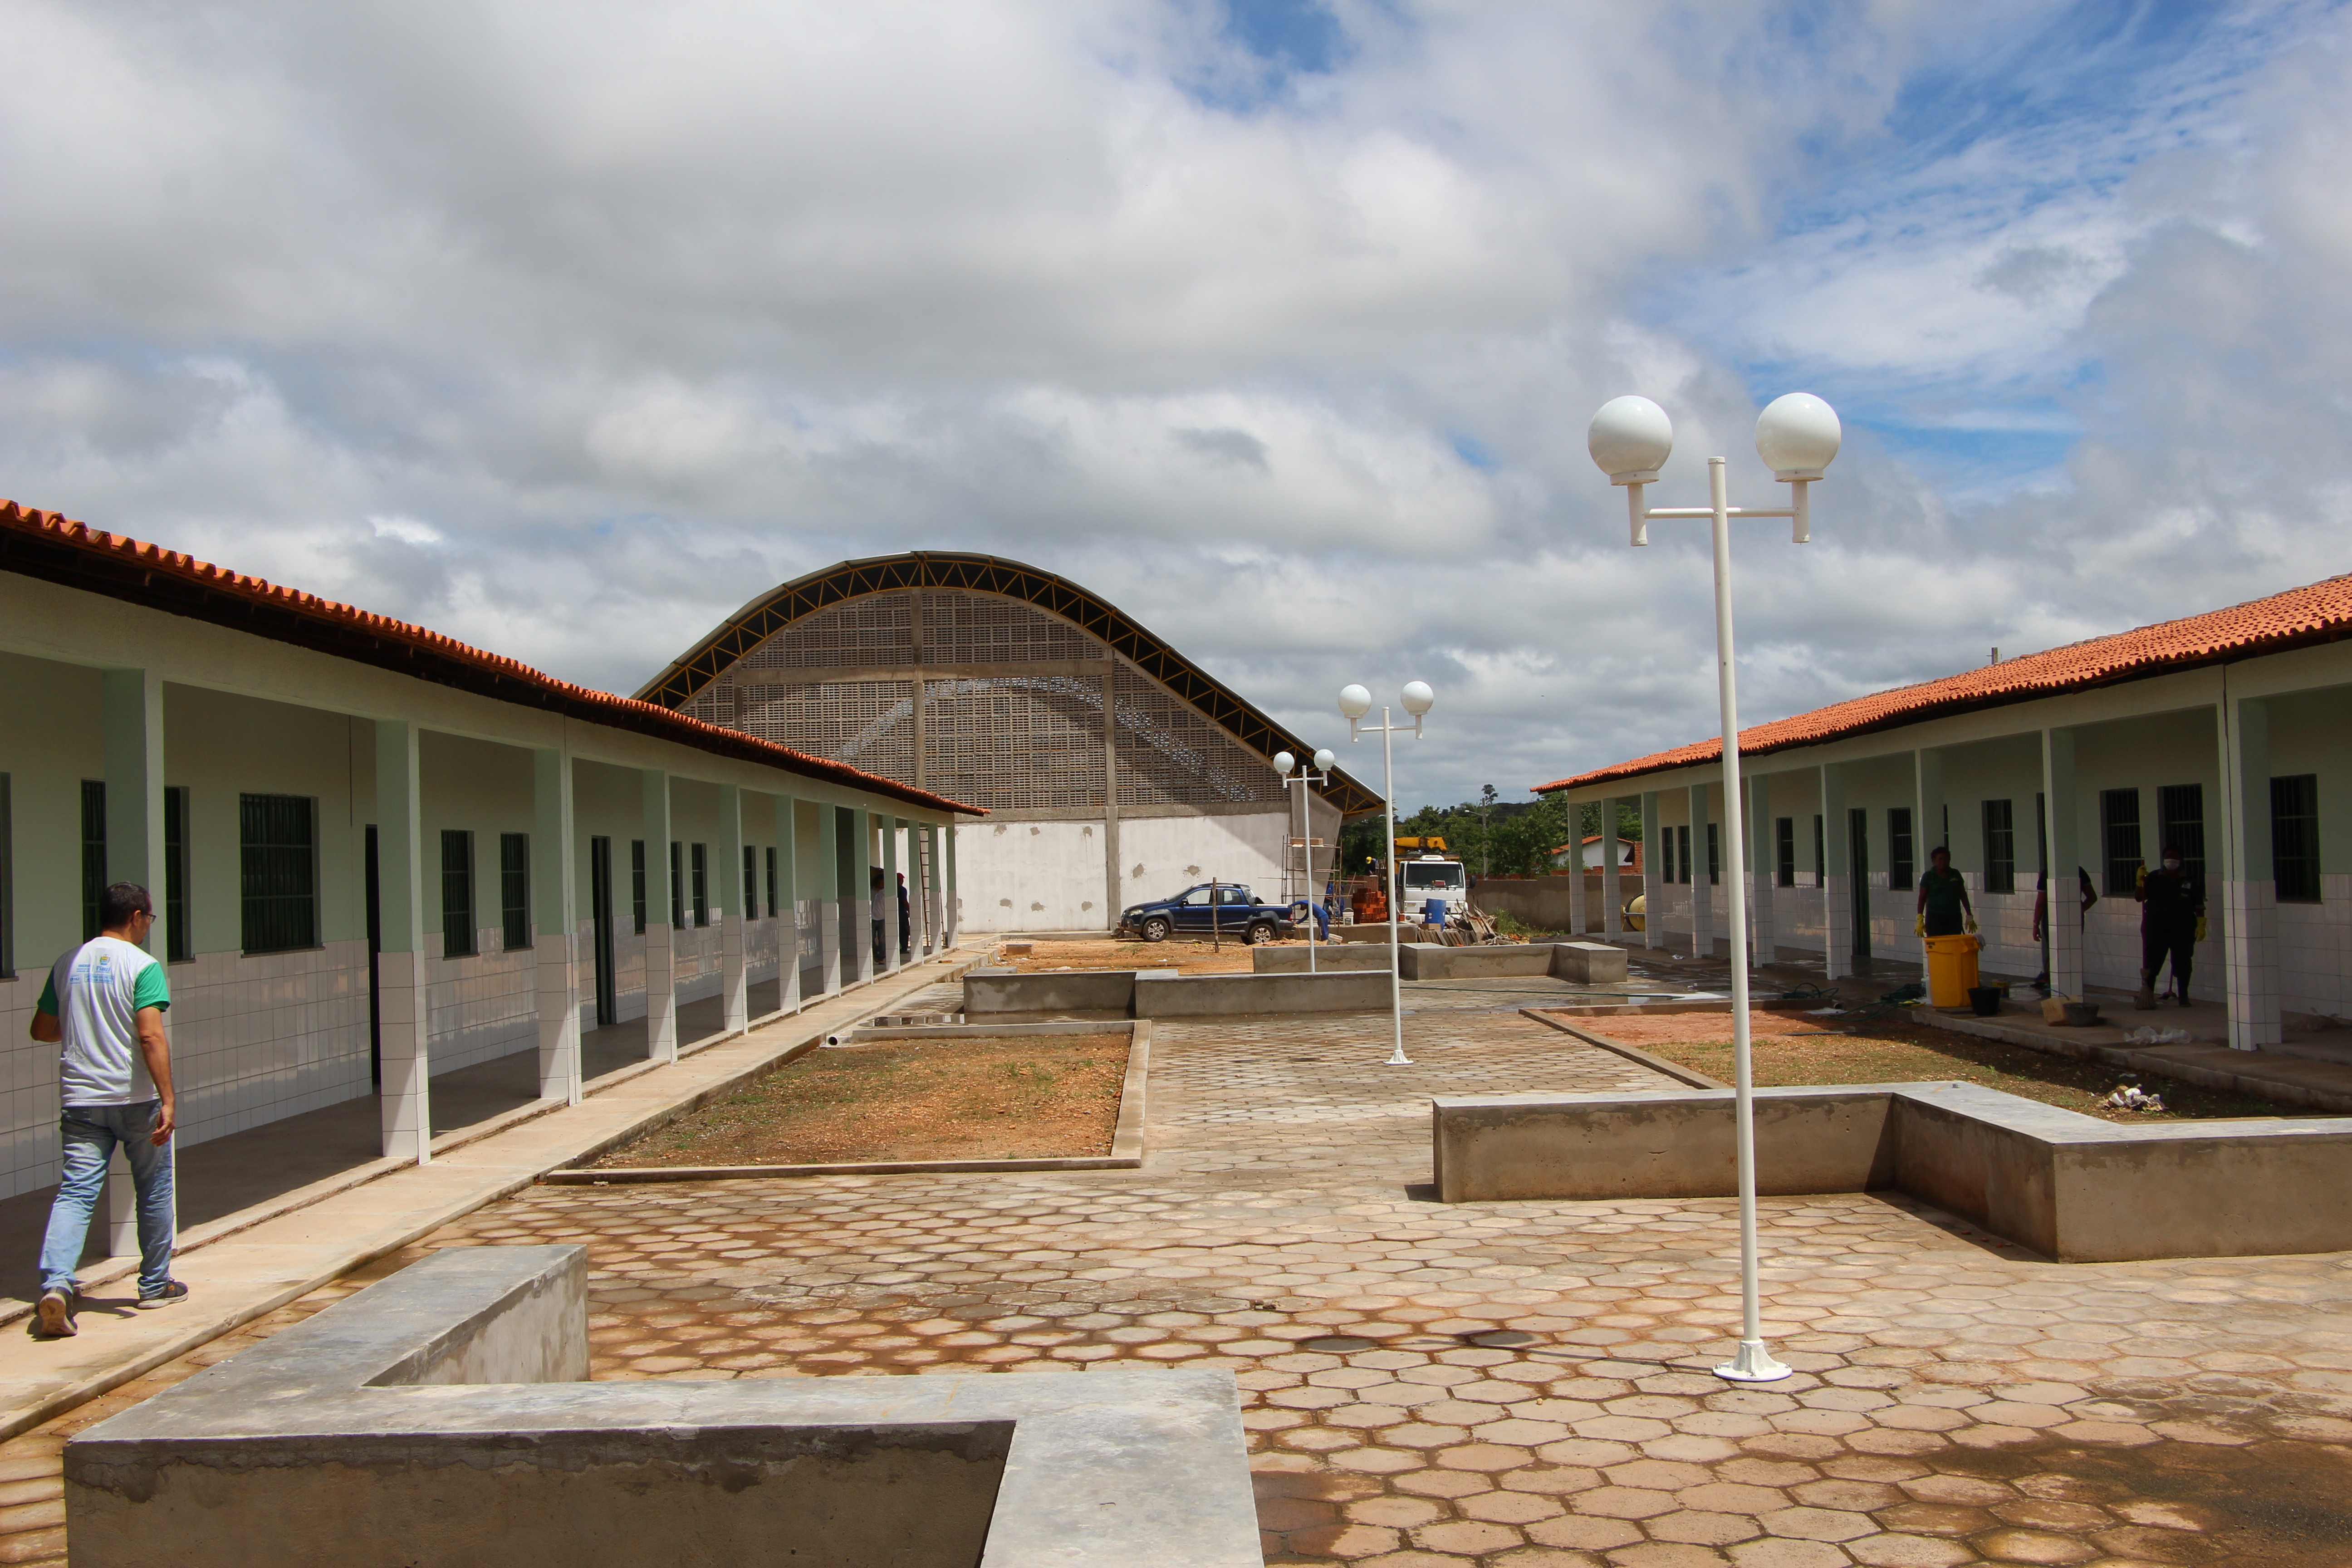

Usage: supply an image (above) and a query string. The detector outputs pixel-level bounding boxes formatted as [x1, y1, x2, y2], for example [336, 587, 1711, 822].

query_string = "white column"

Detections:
[102, 668, 168, 1247]
[640, 769, 676, 1062]
[1567, 810, 1588, 936]
[2042, 729, 2084, 1004]
[1914, 747, 1943, 976]
[882, 815, 902, 971]
[1689, 782, 1714, 962]
[1822, 764, 1849, 980]
[1601, 795, 1623, 943]
[774, 794, 801, 1012]
[2218, 700, 2282, 1050]
[817, 803, 843, 993]
[716, 783, 748, 1034]
[1640, 791, 1661, 950]
[1747, 773, 1773, 967]
[532, 749, 581, 1105]
[944, 823, 960, 947]
[375, 720, 431, 1162]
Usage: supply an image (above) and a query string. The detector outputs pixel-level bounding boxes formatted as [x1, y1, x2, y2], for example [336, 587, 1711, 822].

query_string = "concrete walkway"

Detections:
[0, 950, 978, 1444]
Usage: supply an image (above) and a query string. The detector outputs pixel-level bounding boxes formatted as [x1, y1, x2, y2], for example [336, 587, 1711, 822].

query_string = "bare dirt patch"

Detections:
[1561, 1008, 2325, 1122]
[593, 1033, 1132, 1166]
[994, 936, 1256, 974]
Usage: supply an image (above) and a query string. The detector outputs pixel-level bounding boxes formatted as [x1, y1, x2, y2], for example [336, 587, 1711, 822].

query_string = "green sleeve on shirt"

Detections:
[35, 975, 56, 1016]
[133, 964, 171, 1013]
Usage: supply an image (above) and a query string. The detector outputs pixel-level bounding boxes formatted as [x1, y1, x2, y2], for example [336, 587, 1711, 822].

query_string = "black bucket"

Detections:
[1967, 986, 2002, 1017]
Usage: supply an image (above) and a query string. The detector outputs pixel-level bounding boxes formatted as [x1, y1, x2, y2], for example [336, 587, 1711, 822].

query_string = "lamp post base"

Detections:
[1714, 1339, 1792, 1383]
[1384, 1048, 1413, 1066]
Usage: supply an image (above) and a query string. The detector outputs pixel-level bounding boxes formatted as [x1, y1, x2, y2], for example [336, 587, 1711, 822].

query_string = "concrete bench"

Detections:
[66, 1246, 1260, 1568]
[1431, 1083, 2352, 1263]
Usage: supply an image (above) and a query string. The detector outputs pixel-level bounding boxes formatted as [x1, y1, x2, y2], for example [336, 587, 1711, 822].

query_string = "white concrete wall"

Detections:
[1116, 811, 1288, 911]
[956, 818, 1109, 931]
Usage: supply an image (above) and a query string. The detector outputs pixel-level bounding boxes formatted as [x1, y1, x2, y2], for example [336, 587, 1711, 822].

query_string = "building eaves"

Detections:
[1534, 573, 2352, 795]
[0, 500, 983, 818]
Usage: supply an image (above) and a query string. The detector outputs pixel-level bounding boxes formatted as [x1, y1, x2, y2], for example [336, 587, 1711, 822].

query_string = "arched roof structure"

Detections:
[635, 551, 1381, 818]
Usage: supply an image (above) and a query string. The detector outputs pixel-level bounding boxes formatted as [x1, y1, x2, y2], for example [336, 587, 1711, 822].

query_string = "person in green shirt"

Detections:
[1913, 846, 1977, 938]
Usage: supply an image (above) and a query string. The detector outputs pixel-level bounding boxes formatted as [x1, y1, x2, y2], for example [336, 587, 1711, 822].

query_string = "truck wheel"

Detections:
[1140, 916, 1172, 943]
[1245, 921, 1277, 945]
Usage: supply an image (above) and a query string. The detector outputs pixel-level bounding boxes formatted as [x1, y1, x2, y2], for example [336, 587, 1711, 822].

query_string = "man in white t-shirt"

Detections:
[27, 882, 184, 1338]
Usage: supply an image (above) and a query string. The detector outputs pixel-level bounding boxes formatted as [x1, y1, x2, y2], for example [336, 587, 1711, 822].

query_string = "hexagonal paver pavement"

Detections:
[5, 995, 2352, 1565]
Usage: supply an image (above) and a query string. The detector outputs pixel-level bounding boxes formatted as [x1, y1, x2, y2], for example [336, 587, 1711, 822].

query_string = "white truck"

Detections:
[1392, 838, 1470, 923]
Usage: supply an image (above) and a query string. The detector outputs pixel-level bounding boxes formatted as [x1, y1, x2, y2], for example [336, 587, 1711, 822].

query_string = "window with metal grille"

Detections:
[1676, 825, 1692, 885]
[1981, 800, 2015, 895]
[0, 775, 14, 977]
[164, 786, 191, 961]
[1657, 828, 1674, 885]
[1888, 807, 1915, 892]
[2272, 774, 2321, 903]
[80, 780, 106, 941]
[631, 840, 646, 933]
[669, 842, 682, 929]
[241, 794, 318, 954]
[500, 833, 529, 951]
[1813, 816, 1825, 885]
[440, 830, 475, 958]
[1775, 818, 1795, 887]
[2157, 784, 2206, 887]
[765, 847, 778, 917]
[1707, 823, 1720, 885]
[691, 843, 709, 926]
[744, 845, 759, 920]
[2100, 789, 2142, 897]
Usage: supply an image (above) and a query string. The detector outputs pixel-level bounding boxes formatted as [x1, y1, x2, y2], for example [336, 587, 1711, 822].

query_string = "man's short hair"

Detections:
[100, 882, 153, 929]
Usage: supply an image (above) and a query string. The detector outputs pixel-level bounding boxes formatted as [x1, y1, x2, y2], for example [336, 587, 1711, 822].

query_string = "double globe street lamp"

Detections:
[1586, 390, 1842, 1384]
[1271, 747, 1339, 972]
[1338, 680, 1434, 1067]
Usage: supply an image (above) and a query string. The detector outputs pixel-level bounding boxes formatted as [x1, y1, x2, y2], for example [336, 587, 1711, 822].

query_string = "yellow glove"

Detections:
[1913, 915, 1926, 936]
[1965, 916, 1978, 935]
[2196, 916, 2209, 943]
[2135, 860, 2147, 891]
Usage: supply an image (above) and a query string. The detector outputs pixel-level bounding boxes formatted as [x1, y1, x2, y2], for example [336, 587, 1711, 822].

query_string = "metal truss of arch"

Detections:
[636, 550, 1383, 818]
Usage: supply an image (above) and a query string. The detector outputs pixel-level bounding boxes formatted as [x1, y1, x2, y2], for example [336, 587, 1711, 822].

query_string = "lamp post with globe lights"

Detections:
[1339, 681, 1434, 1067]
[1271, 747, 1339, 972]
[1586, 390, 1842, 1385]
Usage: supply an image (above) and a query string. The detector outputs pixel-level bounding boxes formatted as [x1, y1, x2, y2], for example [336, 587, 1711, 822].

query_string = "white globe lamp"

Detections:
[1754, 392, 1840, 479]
[1588, 395, 1674, 484]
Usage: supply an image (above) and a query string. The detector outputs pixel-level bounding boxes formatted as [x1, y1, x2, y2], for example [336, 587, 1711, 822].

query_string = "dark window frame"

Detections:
[2157, 783, 2207, 889]
[0, 774, 14, 978]
[499, 832, 530, 952]
[81, 779, 107, 942]
[2273, 774, 2322, 903]
[1813, 815, 1825, 885]
[744, 844, 759, 921]
[1775, 817, 1795, 887]
[164, 785, 192, 962]
[1706, 822, 1720, 885]
[691, 843, 709, 927]
[2100, 788, 2142, 898]
[440, 828, 476, 959]
[1888, 806, 1915, 892]
[765, 847, 779, 918]
[1981, 799, 2015, 895]
[669, 841, 683, 930]
[1676, 824, 1692, 885]
[240, 793, 319, 956]
[630, 839, 647, 935]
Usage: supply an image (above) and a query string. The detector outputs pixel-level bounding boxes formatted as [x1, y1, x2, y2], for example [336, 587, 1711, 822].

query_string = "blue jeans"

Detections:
[39, 1102, 174, 1296]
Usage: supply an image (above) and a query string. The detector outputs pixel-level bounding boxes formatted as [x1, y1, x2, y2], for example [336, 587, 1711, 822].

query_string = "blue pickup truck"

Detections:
[1117, 883, 1299, 944]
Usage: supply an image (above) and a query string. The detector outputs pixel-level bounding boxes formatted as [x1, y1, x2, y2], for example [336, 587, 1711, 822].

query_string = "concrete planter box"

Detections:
[1249, 940, 1628, 984]
[1431, 1083, 2352, 1263]
[67, 1247, 1259, 1568]
[966, 966, 1389, 1017]
[1251, 945, 1395, 973]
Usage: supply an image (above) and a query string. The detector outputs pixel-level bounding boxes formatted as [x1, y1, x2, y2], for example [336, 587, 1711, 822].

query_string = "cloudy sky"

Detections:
[5, 0, 2348, 806]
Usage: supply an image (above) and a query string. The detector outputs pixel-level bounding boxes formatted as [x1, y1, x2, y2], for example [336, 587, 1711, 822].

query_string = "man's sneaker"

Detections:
[34, 1288, 76, 1338]
[135, 1281, 189, 1310]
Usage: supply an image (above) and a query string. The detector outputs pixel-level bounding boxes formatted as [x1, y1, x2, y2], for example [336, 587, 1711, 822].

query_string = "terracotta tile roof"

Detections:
[0, 500, 982, 816]
[1535, 573, 2352, 794]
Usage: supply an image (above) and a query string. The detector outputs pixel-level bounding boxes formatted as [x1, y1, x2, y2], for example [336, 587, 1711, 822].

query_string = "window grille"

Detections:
[1677, 825, 1693, 885]
[691, 843, 708, 927]
[241, 794, 318, 954]
[1888, 806, 1914, 891]
[500, 833, 529, 951]
[631, 840, 646, 934]
[1116, 665, 1284, 808]
[2273, 774, 2321, 903]
[1707, 822, 1720, 885]
[1813, 816, 1825, 884]
[440, 830, 475, 958]
[164, 787, 191, 961]
[1982, 800, 2015, 895]
[2101, 789, 2142, 897]
[1775, 818, 1795, 887]
[744, 845, 759, 920]
[765, 847, 778, 916]
[2157, 784, 2206, 887]
[669, 842, 683, 930]
[81, 780, 106, 942]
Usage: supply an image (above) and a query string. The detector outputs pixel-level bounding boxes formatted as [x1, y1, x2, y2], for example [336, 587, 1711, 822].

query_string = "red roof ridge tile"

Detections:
[1535, 572, 2352, 794]
[0, 500, 982, 816]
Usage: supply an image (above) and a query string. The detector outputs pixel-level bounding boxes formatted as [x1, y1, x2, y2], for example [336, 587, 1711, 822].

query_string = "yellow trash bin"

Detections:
[1923, 934, 1981, 1008]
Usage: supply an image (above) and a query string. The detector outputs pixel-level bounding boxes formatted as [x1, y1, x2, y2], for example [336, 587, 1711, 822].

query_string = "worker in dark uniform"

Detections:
[2135, 845, 2205, 1008]
[1912, 846, 1976, 937]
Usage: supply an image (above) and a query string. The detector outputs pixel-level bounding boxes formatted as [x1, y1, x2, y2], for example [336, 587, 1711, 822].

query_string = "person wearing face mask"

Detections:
[2134, 844, 2205, 1009]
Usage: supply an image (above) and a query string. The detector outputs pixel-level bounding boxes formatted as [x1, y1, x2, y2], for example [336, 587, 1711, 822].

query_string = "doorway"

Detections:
[1847, 808, 1872, 962]
[364, 824, 381, 1091]
[589, 836, 617, 1027]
